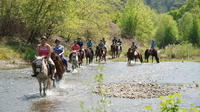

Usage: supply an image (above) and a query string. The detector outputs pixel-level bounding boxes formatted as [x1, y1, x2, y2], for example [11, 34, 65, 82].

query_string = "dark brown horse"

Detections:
[85, 48, 94, 64]
[127, 48, 143, 64]
[111, 44, 121, 58]
[144, 49, 159, 63]
[78, 49, 84, 66]
[51, 52, 65, 81]
[95, 46, 106, 62]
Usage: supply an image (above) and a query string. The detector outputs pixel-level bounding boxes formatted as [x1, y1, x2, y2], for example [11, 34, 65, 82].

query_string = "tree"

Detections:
[178, 12, 193, 41]
[118, 0, 156, 42]
[155, 14, 179, 48]
[189, 18, 200, 46]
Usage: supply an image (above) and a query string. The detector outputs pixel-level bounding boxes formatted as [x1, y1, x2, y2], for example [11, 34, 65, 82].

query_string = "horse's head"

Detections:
[51, 52, 60, 62]
[33, 56, 47, 75]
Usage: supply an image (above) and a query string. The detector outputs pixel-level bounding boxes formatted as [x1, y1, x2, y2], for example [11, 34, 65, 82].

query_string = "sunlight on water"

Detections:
[72, 69, 78, 73]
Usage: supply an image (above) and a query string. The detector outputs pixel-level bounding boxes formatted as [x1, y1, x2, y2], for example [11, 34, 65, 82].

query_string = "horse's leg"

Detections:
[53, 78, 56, 88]
[43, 82, 46, 96]
[39, 82, 42, 96]
[146, 55, 149, 63]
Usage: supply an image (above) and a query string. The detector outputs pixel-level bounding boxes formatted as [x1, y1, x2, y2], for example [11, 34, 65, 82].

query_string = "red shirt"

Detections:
[71, 44, 80, 51]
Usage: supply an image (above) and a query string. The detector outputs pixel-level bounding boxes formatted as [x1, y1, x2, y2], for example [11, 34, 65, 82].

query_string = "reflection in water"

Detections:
[31, 99, 59, 112]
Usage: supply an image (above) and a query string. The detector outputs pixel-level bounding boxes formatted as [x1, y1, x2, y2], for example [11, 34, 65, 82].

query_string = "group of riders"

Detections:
[32, 35, 156, 78]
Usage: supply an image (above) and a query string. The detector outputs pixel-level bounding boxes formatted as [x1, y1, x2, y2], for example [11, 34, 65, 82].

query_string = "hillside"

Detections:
[143, 0, 186, 12]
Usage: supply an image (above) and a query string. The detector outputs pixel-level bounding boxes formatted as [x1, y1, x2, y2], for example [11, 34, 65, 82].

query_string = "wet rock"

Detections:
[94, 83, 180, 99]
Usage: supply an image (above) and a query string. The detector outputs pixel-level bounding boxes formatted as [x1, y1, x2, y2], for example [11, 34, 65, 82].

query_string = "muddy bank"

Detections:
[0, 59, 30, 70]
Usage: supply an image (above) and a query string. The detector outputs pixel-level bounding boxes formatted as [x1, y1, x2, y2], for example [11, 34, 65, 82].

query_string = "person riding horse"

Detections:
[53, 39, 70, 72]
[117, 39, 122, 51]
[86, 39, 94, 55]
[98, 40, 105, 51]
[70, 41, 80, 59]
[131, 42, 137, 52]
[112, 37, 118, 45]
[150, 40, 155, 51]
[32, 36, 55, 80]
[77, 37, 83, 50]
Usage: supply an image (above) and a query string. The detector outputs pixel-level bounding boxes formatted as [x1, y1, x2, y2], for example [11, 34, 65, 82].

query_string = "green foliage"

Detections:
[177, 12, 194, 41]
[143, 0, 186, 13]
[118, 0, 157, 42]
[160, 43, 200, 58]
[145, 93, 200, 112]
[189, 18, 200, 46]
[169, 0, 200, 20]
[0, 44, 35, 60]
[155, 14, 179, 48]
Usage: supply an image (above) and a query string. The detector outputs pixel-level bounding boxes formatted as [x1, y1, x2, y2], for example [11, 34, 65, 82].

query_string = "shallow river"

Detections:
[0, 61, 200, 112]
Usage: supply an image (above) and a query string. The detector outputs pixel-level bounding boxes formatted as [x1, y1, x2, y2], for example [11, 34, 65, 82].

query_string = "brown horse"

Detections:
[111, 43, 121, 58]
[144, 49, 159, 63]
[78, 49, 84, 66]
[127, 48, 143, 64]
[51, 52, 65, 82]
[111, 44, 117, 58]
[85, 48, 94, 64]
[95, 46, 106, 62]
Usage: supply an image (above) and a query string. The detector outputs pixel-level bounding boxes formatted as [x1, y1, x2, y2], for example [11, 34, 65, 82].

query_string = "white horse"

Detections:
[32, 56, 53, 96]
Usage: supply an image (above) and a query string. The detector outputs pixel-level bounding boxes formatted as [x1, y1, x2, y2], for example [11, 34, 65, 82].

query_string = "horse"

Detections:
[69, 51, 79, 71]
[51, 52, 65, 82]
[127, 48, 143, 64]
[95, 46, 106, 62]
[78, 49, 84, 66]
[111, 44, 117, 58]
[32, 56, 55, 96]
[144, 49, 159, 63]
[111, 43, 122, 58]
[116, 43, 122, 57]
[84, 48, 94, 64]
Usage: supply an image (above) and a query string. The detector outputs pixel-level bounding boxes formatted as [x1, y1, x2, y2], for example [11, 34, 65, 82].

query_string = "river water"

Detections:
[0, 61, 200, 112]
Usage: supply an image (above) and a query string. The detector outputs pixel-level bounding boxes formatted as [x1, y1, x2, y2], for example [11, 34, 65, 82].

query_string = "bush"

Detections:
[144, 93, 200, 112]
[160, 43, 200, 58]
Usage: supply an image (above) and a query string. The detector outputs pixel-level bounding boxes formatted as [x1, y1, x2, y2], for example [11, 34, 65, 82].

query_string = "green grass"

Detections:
[0, 44, 35, 60]
[160, 43, 200, 58]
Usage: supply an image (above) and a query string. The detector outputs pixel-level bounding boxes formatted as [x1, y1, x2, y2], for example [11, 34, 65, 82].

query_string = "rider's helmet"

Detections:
[55, 39, 61, 43]
[41, 36, 47, 40]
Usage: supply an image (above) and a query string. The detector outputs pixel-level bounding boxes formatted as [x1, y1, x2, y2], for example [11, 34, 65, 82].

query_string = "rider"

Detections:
[117, 39, 122, 51]
[53, 39, 70, 72]
[77, 37, 83, 50]
[131, 42, 137, 52]
[86, 39, 94, 54]
[70, 40, 80, 61]
[32, 36, 55, 79]
[150, 40, 155, 51]
[98, 40, 105, 51]
[112, 37, 118, 45]
[71, 40, 80, 51]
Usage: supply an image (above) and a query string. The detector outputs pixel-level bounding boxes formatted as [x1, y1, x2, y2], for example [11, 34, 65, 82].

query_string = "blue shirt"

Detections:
[98, 42, 105, 49]
[54, 45, 64, 55]
[131, 45, 137, 50]
[151, 41, 155, 48]
[87, 41, 93, 48]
